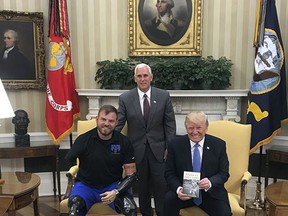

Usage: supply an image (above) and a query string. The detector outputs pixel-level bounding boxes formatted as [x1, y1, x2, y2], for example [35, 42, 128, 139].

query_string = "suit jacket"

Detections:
[165, 134, 230, 202]
[116, 87, 176, 163]
[0, 46, 34, 80]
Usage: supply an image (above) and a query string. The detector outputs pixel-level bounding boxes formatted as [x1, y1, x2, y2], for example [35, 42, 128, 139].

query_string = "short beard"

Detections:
[98, 126, 113, 140]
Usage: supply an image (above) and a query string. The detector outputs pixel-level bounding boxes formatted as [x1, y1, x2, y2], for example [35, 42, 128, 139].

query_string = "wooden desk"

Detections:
[0, 172, 40, 216]
[0, 145, 60, 199]
[265, 145, 288, 188]
[265, 181, 288, 216]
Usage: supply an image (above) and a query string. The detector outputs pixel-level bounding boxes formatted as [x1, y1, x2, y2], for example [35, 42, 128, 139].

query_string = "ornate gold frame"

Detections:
[128, 0, 202, 56]
[0, 10, 45, 90]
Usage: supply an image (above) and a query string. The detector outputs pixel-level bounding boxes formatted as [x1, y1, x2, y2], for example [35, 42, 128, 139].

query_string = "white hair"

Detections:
[134, 63, 152, 75]
[5, 29, 18, 41]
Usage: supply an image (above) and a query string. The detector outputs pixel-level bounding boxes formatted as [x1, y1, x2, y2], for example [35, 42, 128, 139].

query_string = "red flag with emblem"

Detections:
[46, 0, 80, 144]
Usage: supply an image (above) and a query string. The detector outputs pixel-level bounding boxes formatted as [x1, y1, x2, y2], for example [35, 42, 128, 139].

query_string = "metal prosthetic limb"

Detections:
[115, 194, 137, 216]
[113, 172, 137, 195]
[68, 195, 86, 216]
[113, 173, 137, 216]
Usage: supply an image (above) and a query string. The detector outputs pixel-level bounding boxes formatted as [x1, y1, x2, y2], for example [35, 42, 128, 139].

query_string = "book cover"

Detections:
[182, 171, 200, 197]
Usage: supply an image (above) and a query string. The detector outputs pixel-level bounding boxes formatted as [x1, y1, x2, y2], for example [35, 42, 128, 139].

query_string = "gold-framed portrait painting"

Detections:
[128, 0, 202, 56]
[0, 10, 45, 90]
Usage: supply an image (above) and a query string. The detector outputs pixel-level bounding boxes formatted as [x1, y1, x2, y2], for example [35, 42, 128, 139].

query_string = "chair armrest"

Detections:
[61, 164, 79, 200]
[242, 171, 252, 182]
[67, 164, 79, 177]
[239, 171, 252, 209]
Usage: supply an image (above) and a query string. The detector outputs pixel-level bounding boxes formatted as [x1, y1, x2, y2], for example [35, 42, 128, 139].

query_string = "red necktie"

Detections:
[143, 94, 150, 125]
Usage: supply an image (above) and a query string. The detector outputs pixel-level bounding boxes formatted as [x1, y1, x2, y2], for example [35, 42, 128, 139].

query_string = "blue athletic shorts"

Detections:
[69, 181, 119, 216]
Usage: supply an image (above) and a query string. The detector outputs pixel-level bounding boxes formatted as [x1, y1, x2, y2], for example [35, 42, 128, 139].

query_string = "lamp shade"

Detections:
[0, 79, 15, 119]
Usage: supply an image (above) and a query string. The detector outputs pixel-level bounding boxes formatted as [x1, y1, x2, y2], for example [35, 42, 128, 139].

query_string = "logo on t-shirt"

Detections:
[111, 144, 121, 154]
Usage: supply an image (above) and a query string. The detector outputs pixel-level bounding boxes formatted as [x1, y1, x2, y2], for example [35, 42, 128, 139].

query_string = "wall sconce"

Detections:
[0, 78, 15, 184]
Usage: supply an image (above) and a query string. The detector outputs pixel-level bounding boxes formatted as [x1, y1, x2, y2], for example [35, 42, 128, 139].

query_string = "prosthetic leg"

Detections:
[115, 194, 137, 216]
[67, 195, 86, 216]
[68, 173, 137, 216]
[114, 173, 138, 216]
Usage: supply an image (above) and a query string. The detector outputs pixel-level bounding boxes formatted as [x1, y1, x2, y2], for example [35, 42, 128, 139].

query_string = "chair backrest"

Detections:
[77, 119, 97, 136]
[207, 120, 251, 195]
[77, 119, 128, 136]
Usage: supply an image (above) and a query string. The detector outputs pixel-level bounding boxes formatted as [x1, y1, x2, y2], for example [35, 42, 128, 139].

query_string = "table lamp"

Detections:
[0, 78, 15, 184]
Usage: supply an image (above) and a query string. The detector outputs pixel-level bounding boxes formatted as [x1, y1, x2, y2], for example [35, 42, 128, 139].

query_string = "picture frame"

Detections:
[0, 10, 46, 90]
[128, 0, 203, 56]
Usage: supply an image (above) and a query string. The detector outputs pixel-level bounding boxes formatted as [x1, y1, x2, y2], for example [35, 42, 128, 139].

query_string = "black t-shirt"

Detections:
[65, 128, 135, 188]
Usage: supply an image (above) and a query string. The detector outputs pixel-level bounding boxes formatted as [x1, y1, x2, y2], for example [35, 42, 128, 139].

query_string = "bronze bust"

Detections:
[12, 109, 30, 147]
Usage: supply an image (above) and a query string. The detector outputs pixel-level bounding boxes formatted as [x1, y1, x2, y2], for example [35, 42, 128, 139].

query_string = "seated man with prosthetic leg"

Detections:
[65, 105, 137, 216]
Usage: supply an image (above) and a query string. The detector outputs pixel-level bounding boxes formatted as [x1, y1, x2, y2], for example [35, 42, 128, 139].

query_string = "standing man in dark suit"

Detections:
[116, 63, 176, 216]
[164, 111, 232, 216]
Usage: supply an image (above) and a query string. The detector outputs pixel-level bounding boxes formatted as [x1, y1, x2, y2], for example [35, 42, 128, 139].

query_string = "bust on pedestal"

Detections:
[12, 109, 30, 147]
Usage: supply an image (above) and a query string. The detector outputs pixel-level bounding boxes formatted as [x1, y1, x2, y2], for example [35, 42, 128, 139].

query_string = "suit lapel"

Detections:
[184, 135, 193, 171]
[201, 136, 212, 174]
[147, 87, 157, 128]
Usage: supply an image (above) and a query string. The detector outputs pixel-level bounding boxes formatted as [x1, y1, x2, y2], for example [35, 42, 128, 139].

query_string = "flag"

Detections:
[247, 0, 288, 154]
[46, 0, 80, 144]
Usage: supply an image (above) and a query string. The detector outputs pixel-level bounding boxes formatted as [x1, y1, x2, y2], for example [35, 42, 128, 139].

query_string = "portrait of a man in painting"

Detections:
[0, 25, 35, 80]
[139, 0, 192, 46]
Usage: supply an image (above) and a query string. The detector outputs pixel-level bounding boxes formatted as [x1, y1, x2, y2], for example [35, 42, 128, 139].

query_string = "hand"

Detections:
[177, 188, 192, 201]
[100, 190, 117, 205]
[198, 177, 211, 190]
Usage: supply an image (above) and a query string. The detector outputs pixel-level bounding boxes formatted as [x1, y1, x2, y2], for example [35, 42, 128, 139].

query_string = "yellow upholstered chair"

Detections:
[180, 120, 252, 216]
[59, 119, 128, 215]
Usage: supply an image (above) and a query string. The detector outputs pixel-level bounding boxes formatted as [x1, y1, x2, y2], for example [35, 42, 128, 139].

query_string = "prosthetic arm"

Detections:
[113, 172, 137, 195]
[114, 172, 138, 216]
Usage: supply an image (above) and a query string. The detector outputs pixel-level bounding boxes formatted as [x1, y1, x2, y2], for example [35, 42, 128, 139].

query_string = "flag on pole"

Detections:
[46, 0, 80, 144]
[247, 0, 288, 154]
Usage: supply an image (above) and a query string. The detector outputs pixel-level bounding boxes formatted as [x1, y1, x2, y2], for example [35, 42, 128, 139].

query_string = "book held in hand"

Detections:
[182, 171, 200, 197]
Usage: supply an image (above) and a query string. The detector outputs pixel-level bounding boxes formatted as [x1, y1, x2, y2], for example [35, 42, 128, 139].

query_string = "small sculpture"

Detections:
[12, 109, 30, 147]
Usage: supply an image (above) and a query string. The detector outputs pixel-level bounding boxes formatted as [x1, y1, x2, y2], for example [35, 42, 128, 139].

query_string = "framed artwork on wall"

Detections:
[0, 10, 46, 90]
[128, 0, 203, 56]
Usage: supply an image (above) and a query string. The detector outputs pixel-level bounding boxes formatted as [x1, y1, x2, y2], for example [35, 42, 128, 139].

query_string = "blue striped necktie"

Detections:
[193, 143, 202, 205]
